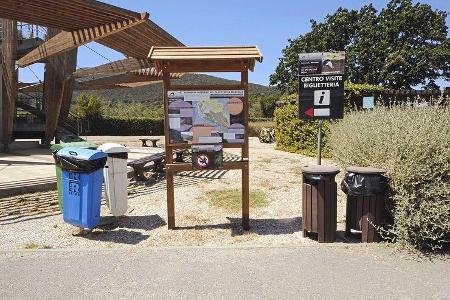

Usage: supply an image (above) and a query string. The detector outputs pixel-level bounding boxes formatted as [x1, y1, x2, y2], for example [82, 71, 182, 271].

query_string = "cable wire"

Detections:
[83, 44, 112, 63]
[27, 66, 42, 82]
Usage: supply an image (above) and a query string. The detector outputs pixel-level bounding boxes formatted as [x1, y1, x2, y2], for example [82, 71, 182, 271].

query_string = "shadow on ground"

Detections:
[176, 217, 360, 243]
[0, 159, 54, 166]
[73, 214, 166, 245]
[176, 217, 302, 236]
[128, 169, 229, 199]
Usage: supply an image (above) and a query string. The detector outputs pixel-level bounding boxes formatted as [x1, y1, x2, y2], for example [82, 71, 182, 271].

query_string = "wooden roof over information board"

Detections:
[0, 0, 183, 66]
[148, 46, 263, 72]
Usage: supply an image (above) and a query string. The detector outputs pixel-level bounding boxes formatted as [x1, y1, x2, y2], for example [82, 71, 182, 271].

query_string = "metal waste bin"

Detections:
[98, 143, 130, 216]
[57, 147, 107, 229]
[301, 165, 340, 243]
[51, 142, 97, 210]
[341, 166, 387, 242]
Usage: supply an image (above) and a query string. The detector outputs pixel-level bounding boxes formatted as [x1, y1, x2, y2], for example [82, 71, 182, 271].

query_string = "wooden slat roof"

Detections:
[148, 46, 263, 72]
[72, 57, 183, 80]
[0, 0, 142, 31]
[2, 0, 183, 65]
[98, 20, 183, 58]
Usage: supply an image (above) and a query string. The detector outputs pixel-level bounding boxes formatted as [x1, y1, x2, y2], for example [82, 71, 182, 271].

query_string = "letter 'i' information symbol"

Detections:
[314, 90, 330, 106]
[319, 91, 325, 104]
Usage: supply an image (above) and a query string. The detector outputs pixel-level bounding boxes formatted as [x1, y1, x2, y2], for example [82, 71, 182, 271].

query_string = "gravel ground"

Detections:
[0, 138, 354, 250]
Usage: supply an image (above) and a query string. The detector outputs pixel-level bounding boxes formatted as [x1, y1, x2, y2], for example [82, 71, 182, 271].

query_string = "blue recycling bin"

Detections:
[57, 147, 107, 229]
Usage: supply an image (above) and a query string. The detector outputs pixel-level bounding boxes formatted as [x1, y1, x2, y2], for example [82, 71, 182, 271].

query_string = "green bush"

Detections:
[87, 117, 164, 136]
[249, 120, 274, 137]
[274, 103, 330, 157]
[330, 106, 450, 251]
[259, 127, 275, 143]
[74, 94, 104, 119]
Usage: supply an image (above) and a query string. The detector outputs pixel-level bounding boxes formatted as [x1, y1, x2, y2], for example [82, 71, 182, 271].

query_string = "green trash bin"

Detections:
[51, 142, 97, 210]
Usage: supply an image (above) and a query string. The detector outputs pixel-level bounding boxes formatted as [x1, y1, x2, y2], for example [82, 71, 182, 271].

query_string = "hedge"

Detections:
[330, 106, 450, 251]
[77, 116, 268, 137]
[84, 117, 164, 136]
[274, 103, 330, 157]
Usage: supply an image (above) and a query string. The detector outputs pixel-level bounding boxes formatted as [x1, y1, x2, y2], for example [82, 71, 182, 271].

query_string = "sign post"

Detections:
[298, 52, 345, 165]
[317, 120, 323, 165]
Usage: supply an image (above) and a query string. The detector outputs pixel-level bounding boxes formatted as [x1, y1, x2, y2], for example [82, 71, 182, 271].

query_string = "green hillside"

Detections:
[73, 73, 276, 108]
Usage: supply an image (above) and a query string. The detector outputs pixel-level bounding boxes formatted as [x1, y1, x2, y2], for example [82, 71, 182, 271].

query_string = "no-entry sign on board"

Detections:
[298, 52, 345, 120]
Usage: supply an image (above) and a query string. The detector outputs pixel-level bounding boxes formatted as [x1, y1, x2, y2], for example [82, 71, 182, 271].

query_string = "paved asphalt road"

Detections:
[1, 245, 449, 299]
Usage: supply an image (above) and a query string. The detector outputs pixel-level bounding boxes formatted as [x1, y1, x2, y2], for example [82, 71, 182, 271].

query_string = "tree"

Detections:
[270, 0, 450, 92]
[75, 93, 104, 120]
[258, 93, 280, 118]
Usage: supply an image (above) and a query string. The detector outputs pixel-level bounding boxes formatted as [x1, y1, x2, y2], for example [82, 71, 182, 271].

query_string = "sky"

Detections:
[19, 0, 450, 88]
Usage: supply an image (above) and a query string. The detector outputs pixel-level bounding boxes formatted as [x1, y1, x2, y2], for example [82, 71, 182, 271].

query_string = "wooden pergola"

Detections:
[0, 0, 183, 148]
[148, 46, 263, 230]
[0, 0, 183, 67]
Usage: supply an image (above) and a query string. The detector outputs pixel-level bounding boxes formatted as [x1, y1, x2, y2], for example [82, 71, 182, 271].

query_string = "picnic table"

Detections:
[139, 138, 159, 147]
[127, 149, 185, 181]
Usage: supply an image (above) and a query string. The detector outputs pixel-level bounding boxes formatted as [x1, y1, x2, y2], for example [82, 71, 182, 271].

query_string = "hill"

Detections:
[73, 73, 276, 108]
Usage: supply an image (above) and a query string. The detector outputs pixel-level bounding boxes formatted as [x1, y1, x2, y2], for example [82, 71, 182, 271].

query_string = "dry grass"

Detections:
[205, 189, 268, 212]
[23, 242, 52, 249]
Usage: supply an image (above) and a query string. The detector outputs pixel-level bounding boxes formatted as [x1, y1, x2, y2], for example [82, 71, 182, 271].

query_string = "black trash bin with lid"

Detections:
[301, 165, 340, 243]
[341, 166, 387, 243]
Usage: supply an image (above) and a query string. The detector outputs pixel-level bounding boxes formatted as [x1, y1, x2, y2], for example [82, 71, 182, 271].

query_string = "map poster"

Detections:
[167, 90, 245, 145]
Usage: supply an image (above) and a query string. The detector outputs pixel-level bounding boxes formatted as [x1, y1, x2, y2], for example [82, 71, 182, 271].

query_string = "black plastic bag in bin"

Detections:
[58, 155, 107, 173]
[341, 172, 388, 196]
[303, 173, 336, 185]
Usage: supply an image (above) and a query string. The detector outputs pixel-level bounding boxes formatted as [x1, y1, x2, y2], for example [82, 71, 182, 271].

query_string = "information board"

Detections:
[298, 52, 345, 120]
[168, 90, 245, 145]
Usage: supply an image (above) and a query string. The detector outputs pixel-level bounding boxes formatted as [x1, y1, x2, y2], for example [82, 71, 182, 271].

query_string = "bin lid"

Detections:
[346, 166, 385, 174]
[57, 147, 107, 161]
[301, 165, 340, 175]
[50, 141, 97, 153]
[97, 143, 130, 154]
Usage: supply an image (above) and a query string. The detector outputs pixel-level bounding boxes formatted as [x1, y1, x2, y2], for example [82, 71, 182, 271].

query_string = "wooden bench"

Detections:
[128, 149, 185, 181]
[139, 138, 159, 147]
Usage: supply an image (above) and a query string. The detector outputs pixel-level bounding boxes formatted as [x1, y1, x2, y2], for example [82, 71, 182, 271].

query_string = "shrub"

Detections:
[259, 127, 275, 143]
[74, 94, 104, 119]
[274, 103, 330, 157]
[258, 93, 279, 117]
[248, 120, 274, 137]
[330, 106, 450, 251]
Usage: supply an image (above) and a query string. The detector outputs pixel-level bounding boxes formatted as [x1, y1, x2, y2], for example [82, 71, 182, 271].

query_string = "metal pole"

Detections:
[317, 120, 323, 165]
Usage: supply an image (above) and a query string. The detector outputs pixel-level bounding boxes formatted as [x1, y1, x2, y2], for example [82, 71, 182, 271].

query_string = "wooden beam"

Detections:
[241, 65, 250, 230]
[160, 60, 250, 73]
[43, 28, 77, 142]
[73, 58, 152, 78]
[58, 48, 78, 128]
[1, 19, 18, 149]
[76, 73, 160, 88]
[163, 67, 175, 229]
[18, 18, 147, 67]
[18, 82, 43, 93]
